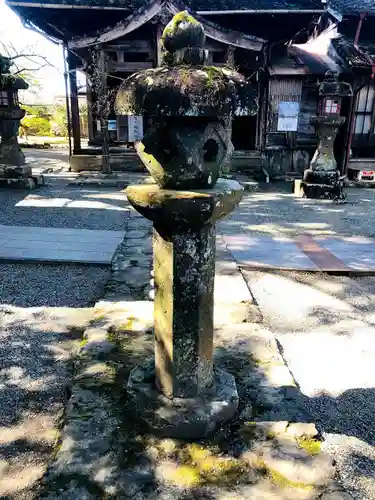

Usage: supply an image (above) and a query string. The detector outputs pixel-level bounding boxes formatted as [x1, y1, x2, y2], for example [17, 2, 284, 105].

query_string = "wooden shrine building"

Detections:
[6, 0, 375, 176]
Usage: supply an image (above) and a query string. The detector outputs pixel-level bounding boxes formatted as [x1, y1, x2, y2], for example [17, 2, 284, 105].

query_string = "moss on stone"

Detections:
[296, 437, 321, 456]
[90, 313, 106, 324]
[116, 318, 135, 331]
[239, 421, 258, 440]
[79, 338, 88, 347]
[115, 64, 256, 118]
[267, 468, 314, 490]
[163, 464, 201, 487]
[163, 11, 200, 39]
[162, 11, 202, 52]
[169, 443, 250, 487]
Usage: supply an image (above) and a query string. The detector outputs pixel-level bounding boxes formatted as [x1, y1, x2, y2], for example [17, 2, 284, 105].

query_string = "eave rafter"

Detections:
[67, 0, 266, 52]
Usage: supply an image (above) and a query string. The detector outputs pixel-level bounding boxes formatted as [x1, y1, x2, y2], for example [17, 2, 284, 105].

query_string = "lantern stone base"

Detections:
[295, 169, 345, 200]
[127, 360, 239, 439]
[0, 139, 26, 167]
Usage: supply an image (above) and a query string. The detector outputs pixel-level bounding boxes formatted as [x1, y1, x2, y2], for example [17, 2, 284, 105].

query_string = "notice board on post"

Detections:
[277, 101, 300, 132]
[128, 116, 144, 142]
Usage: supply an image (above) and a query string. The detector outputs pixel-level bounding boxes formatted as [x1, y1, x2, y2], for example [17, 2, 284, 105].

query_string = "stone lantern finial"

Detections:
[161, 10, 207, 66]
[317, 70, 353, 99]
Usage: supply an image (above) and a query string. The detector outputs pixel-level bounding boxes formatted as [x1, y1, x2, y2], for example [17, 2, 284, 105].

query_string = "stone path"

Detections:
[0, 225, 125, 264]
[222, 233, 375, 273]
[242, 270, 375, 500]
[42, 215, 348, 500]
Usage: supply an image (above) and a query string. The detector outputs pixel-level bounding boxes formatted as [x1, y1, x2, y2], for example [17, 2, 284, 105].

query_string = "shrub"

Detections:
[21, 115, 51, 136]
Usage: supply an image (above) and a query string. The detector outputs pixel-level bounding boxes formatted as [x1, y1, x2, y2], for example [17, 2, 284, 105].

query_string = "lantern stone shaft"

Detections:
[116, 11, 256, 438]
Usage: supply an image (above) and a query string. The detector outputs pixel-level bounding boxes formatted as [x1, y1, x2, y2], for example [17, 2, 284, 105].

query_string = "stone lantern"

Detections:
[0, 54, 28, 167]
[298, 70, 352, 199]
[115, 11, 257, 438]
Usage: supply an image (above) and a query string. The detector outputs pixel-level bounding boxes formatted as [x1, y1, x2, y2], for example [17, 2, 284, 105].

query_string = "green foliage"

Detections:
[50, 103, 68, 137]
[21, 115, 51, 136]
[22, 105, 51, 119]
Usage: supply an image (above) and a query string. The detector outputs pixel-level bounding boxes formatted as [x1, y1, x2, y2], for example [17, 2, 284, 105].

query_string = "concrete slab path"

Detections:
[222, 233, 375, 273]
[242, 269, 375, 500]
[0, 225, 125, 264]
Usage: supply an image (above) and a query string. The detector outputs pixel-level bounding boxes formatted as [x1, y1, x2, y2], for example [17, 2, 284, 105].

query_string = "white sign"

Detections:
[108, 119, 117, 131]
[128, 116, 143, 142]
[277, 101, 300, 132]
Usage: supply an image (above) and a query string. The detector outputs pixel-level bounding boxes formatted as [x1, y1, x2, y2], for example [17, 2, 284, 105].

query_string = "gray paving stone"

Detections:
[80, 252, 114, 264]
[0, 225, 124, 264]
[317, 237, 375, 270]
[0, 248, 28, 259]
[223, 234, 318, 270]
[21, 249, 86, 262]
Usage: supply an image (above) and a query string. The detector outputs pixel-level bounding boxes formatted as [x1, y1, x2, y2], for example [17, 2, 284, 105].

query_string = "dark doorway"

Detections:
[231, 116, 257, 150]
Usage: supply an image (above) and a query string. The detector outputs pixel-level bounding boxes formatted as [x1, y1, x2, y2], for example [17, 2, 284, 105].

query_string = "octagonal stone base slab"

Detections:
[127, 361, 239, 439]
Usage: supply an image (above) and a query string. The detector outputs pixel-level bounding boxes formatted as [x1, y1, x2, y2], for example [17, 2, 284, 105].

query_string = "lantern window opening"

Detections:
[318, 98, 341, 116]
[0, 91, 9, 106]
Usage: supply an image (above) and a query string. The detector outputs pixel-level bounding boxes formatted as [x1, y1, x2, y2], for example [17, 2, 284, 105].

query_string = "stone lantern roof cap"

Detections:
[0, 55, 29, 91]
[317, 70, 352, 98]
[115, 11, 257, 117]
[0, 75, 29, 91]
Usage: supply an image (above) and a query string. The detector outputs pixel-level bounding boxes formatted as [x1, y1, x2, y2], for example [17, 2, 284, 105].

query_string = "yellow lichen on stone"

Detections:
[160, 463, 201, 488]
[162, 10, 200, 41]
[177, 444, 248, 486]
[116, 318, 134, 331]
[268, 468, 315, 490]
[296, 437, 321, 456]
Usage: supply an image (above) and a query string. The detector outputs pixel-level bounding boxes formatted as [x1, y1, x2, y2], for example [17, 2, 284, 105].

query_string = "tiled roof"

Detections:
[328, 0, 375, 15]
[269, 45, 343, 75]
[332, 36, 375, 67]
[7, 0, 325, 11]
[190, 0, 324, 10]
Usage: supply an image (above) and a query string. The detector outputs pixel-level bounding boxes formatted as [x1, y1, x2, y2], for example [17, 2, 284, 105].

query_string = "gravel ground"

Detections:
[0, 180, 130, 230]
[242, 269, 375, 500]
[0, 161, 124, 498]
[219, 185, 375, 239]
[0, 149, 132, 231]
[0, 263, 109, 499]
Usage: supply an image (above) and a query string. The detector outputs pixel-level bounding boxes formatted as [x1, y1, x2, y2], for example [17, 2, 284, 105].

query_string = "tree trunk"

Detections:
[101, 119, 111, 174]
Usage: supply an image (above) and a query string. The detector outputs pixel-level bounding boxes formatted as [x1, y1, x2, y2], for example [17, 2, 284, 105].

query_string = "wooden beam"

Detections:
[109, 61, 153, 72]
[106, 40, 153, 52]
[67, 0, 266, 51]
[117, 51, 125, 63]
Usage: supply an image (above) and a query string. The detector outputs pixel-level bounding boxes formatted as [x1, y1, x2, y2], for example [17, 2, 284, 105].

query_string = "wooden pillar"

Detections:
[226, 46, 235, 68]
[86, 75, 94, 144]
[155, 24, 163, 67]
[67, 52, 81, 153]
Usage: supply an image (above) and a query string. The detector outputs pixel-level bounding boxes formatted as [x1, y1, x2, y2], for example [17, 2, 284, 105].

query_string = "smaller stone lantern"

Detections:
[297, 70, 352, 200]
[0, 54, 28, 167]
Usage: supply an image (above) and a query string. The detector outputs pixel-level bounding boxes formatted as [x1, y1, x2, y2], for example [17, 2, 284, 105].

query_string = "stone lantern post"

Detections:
[298, 70, 352, 199]
[0, 54, 28, 167]
[115, 11, 257, 438]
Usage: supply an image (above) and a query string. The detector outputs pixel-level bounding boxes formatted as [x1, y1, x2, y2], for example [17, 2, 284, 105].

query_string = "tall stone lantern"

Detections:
[0, 55, 28, 166]
[115, 11, 257, 438]
[299, 70, 352, 199]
